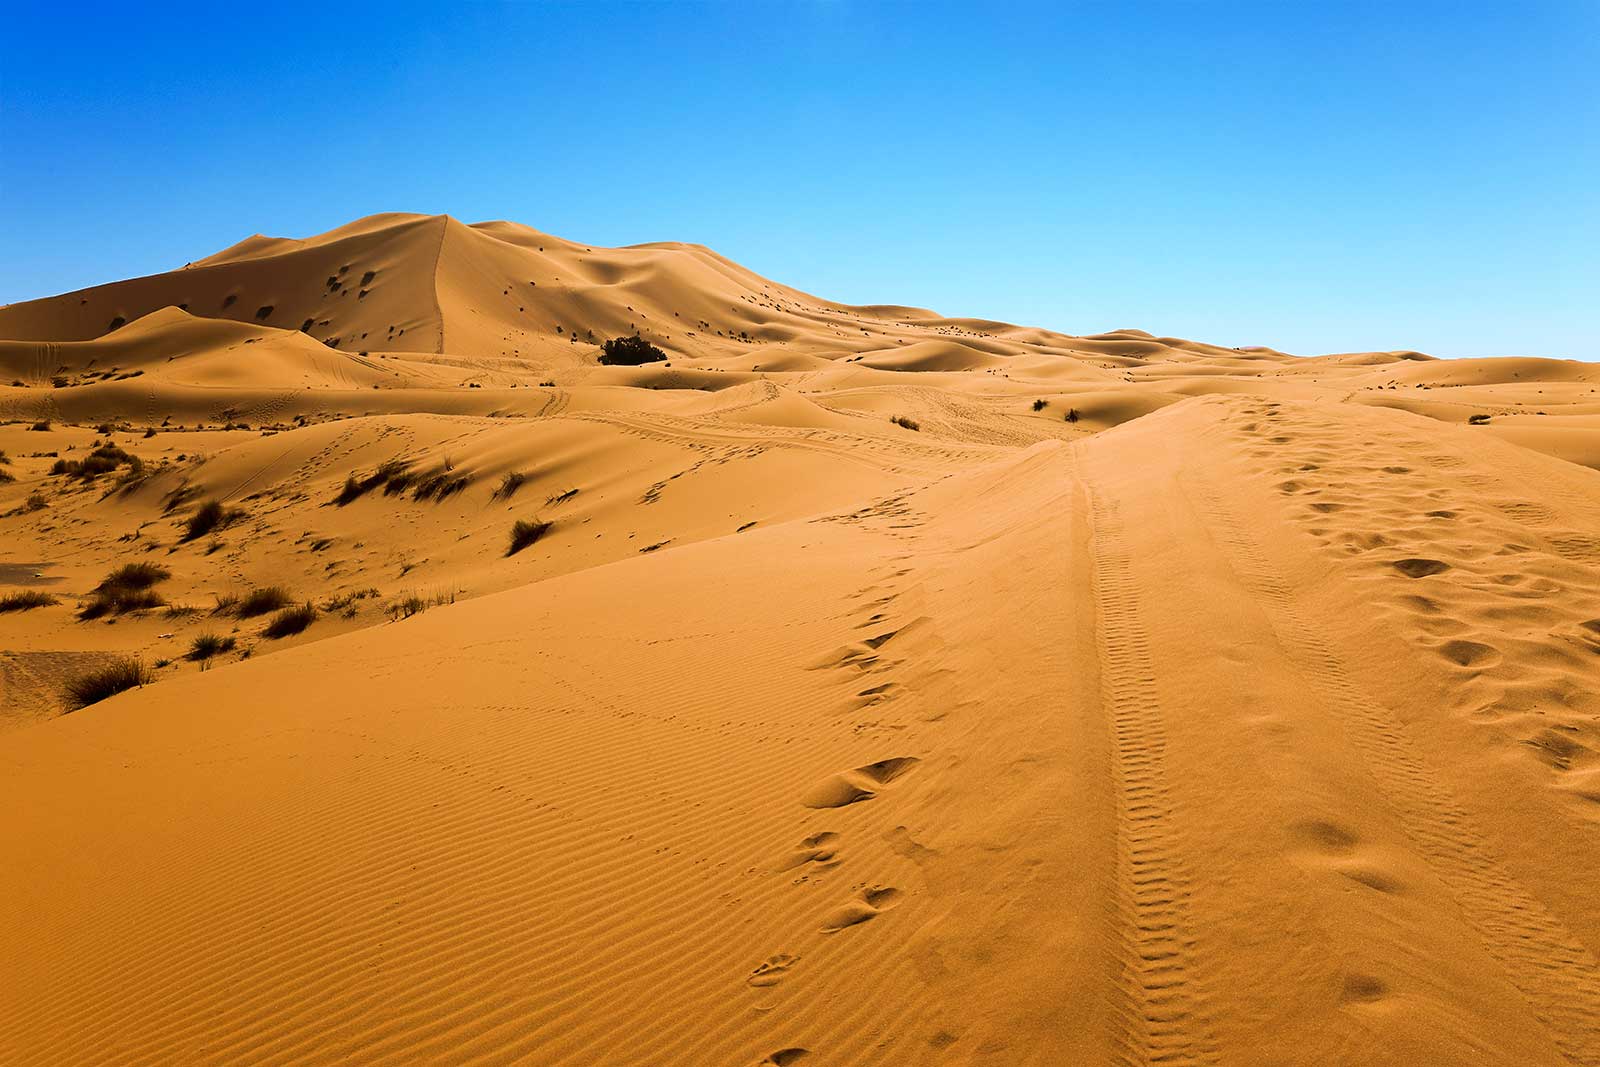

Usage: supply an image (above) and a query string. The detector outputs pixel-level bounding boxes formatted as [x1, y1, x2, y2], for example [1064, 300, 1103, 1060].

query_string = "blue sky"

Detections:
[2, 1, 1595, 358]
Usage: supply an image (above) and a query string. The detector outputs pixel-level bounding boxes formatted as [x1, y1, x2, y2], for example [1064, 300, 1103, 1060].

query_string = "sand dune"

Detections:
[3, 215, 1598, 1065]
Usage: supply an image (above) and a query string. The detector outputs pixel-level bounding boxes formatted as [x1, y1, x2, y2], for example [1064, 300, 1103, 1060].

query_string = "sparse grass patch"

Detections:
[507, 518, 551, 556]
[262, 602, 316, 639]
[0, 590, 57, 612]
[66, 657, 151, 708]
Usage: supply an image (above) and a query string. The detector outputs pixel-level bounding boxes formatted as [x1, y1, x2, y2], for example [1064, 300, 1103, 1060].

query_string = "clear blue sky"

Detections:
[2, 1, 1595, 359]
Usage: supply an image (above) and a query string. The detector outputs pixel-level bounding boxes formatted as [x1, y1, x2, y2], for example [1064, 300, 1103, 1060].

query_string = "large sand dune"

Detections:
[2, 216, 1597, 1065]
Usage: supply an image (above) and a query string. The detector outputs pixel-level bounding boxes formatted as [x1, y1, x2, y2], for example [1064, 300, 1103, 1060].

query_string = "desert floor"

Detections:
[3, 215, 1599, 1066]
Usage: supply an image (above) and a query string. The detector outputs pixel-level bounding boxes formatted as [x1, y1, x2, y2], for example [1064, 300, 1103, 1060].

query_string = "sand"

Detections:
[2, 214, 1598, 1065]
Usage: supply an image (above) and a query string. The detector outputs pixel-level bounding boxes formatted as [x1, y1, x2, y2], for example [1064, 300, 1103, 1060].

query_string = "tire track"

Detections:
[1087, 481, 1218, 1067]
[1193, 472, 1600, 1066]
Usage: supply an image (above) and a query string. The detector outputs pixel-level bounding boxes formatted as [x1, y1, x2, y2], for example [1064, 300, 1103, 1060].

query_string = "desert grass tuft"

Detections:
[0, 589, 57, 612]
[262, 602, 316, 639]
[66, 657, 151, 709]
[507, 518, 551, 556]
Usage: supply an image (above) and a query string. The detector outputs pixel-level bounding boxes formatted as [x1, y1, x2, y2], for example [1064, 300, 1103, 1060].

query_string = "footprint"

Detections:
[777, 831, 842, 871]
[1437, 639, 1500, 669]
[1381, 466, 1411, 474]
[801, 757, 920, 809]
[1392, 558, 1450, 578]
[748, 954, 799, 988]
[1309, 502, 1345, 513]
[1340, 973, 1390, 1005]
[1292, 819, 1358, 855]
[757, 1050, 809, 1066]
[820, 886, 903, 932]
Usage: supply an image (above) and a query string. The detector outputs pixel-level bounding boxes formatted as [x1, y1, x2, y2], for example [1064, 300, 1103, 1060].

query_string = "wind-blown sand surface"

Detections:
[2, 215, 1598, 1065]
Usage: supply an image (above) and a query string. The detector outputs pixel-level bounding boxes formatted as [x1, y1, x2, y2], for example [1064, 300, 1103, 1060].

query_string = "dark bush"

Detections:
[1065, 408, 1081, 424]
[507, 518, 551, 556]
[30, 420, 51, 431]
[598, 335, 667, 366]
[66, 657, 151, 708]
[51, 444, 137, 481]
[262, 602, 317, 639]
[1032, 399, 1048, 412]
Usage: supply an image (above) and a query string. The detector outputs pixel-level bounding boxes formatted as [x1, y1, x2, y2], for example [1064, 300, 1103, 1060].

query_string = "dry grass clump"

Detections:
[262, 602, 317, 639]
[80, 562, 171, 619]
[411, 464, 470, 502]
[890, 415, 920, 431]
[507, 518, 551, 556]
[334, 458, 411, 505]
[0, 589, 57, 612]
[66, 657, 151, 708]
[235, 586, 293, 617]
[494, 471, 528, 500]
[186, 632, 237, 661]
[182, 498, 245, 542]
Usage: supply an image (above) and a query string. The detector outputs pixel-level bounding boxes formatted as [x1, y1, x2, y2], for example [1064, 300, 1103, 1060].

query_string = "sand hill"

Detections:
[2, 215, 1598, 1066]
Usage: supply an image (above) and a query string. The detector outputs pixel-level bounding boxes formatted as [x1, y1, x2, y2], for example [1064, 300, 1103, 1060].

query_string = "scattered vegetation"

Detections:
[507, 518, 552, 556]
[1065, 408, 1081, 424]
[80, 562, 171, 619]
[66, 657, 151, 708]
[186, 632, 237, 662]
[51, 444, 140, 481]
[262, 602, 317, 639]
[1032, 399, 1048, 412]
[598, 334, 667, 366]
[890, 415, 921, 431]
[0, 590, 57, 612]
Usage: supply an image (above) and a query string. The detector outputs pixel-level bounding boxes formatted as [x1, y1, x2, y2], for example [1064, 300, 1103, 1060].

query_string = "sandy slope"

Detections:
[3, 216, 1599, 1065]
